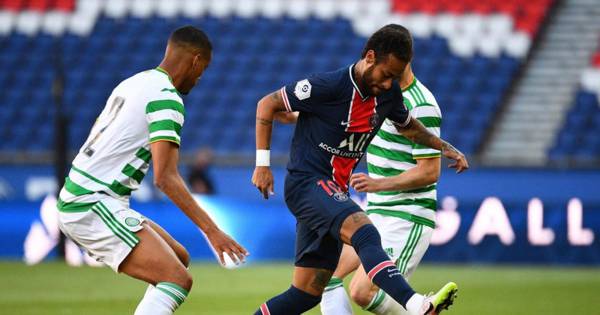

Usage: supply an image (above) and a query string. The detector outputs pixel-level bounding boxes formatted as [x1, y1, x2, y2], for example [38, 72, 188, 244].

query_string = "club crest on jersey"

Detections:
[294, 79, 312, 100]
[125, 217, 141, 227]
[333, 191, 349, 202]
[369, 112, 380, 128]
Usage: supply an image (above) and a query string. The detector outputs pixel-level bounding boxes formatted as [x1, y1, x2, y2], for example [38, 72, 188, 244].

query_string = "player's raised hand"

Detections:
[441, 141, 469, 173]
[350, 173, 382, 193]
[252, 166, 274, 199]
[205, 229, 249, 265]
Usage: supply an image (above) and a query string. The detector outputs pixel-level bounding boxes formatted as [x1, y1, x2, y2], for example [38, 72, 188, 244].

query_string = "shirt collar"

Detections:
[155, 66, 174, 84]
[348, 64, 369, 101]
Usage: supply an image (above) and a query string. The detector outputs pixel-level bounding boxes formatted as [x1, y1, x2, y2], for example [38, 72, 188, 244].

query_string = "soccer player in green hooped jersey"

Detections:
[56, 26, 248, 315]
[319, 61, 446, 315]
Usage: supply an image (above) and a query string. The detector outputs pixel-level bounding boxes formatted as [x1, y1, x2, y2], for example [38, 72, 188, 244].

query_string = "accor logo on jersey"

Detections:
[329, 89, 380, 190]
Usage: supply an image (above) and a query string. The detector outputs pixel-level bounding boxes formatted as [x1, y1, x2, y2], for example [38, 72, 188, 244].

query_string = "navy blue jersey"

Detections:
[281, 64, 411, 191]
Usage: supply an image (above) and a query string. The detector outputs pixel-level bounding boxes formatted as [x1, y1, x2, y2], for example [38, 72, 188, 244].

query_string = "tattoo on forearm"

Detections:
[256, 117, 273, 126]
[442, 141, 460, 154]
[413, 131, 440, 149]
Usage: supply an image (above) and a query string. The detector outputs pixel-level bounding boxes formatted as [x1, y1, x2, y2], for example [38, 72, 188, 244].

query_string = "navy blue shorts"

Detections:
[284, 172, 362, 271]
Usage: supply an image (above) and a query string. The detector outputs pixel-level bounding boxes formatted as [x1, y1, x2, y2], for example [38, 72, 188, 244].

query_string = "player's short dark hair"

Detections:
[169, 25, 212, 56]
[361, 24, 413, 63]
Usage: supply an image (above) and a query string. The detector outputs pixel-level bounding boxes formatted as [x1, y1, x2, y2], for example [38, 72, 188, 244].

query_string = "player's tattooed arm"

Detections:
[253, 90, 289, 199]
[395, 117, 469, 173]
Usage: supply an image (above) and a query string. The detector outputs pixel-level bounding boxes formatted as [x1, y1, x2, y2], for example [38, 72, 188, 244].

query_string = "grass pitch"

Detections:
[2, 261, 599, 314]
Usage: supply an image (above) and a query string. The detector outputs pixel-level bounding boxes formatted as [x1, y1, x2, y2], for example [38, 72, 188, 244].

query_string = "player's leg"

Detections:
[145, 218, 190, 267]
[119, 222, 192, 315]
[337, 211, 450, 315]
[137, 218, 191, 305]
[321, 244, 359, 315]
[58, 200, 191, 315]
[357, 217, 439, 315]
[350, 264, 408, 315]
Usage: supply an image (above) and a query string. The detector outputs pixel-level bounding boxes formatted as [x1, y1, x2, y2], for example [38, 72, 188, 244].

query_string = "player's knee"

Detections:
[176, 245, 190, 267]
[172, 267, 193, 292]
[349, 282, 374, 307]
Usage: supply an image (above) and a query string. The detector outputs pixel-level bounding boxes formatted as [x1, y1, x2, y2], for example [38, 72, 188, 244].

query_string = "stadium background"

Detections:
[0, 0, 599, 314]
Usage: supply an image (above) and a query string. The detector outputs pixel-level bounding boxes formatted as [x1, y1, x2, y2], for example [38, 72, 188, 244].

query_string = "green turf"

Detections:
[2, 261, 599, 314]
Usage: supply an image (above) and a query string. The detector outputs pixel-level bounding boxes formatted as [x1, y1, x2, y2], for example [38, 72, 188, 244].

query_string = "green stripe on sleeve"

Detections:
[149, 136, 180, 145]
[375, 129, 413, 145]
[373, 184, 437, 196]
[367, 163, 404, 177]
[367, 144, 416, 163]
[413, 152, 441, 159]
[149, 119, 182, 136]
[146, 100, 185, 115]
[417, 117, 441, 128]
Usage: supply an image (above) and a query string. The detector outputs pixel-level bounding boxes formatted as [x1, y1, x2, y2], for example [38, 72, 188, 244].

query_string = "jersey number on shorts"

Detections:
[317, 179, 342, 196]
[83, 96, 125, 157]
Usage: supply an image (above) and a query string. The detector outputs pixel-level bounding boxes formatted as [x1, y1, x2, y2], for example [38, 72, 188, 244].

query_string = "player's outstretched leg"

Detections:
[255, 267, 329, 315]
[137, 220, 192, 310]
[119, 222, 192, 315]
[321, 244, 360, 315]
[339, 212, 455, 315]
[349, 264, 408, 315]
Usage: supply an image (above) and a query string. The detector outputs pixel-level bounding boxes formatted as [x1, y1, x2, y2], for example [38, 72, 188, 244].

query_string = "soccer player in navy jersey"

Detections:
[252, 25, 468, 315]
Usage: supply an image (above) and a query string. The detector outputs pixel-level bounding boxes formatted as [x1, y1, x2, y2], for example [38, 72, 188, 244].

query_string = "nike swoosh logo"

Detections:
[340, 120, 353, 126]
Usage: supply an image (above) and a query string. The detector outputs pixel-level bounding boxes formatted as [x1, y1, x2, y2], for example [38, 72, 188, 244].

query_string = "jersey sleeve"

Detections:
[279, 74, 334, 113]
[411, 104, 442, 159]
[386, 85, 411, 127]
[145, 99, 185, 146]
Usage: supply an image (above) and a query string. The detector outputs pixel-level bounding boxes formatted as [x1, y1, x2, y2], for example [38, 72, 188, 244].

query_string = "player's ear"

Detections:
[365, 50, 376, 66]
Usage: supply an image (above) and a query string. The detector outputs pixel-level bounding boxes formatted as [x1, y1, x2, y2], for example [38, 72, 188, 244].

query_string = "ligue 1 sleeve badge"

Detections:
[294, 79, 312, 100]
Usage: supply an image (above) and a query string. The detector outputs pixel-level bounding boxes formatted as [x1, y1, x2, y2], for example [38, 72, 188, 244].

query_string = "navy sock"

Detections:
[351, 224, 415, 307]
[255, 285, 321, 315]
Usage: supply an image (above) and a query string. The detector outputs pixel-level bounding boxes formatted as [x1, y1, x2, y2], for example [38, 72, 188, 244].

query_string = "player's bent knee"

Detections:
[172, 268, 193, 292]
[349, 284, 374, 307]
[176, 245, 191, 267]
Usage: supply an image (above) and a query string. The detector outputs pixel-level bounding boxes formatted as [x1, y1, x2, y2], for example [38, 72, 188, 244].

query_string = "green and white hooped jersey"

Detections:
[365, 78, 442, 228]
[58, 68, 184, 212]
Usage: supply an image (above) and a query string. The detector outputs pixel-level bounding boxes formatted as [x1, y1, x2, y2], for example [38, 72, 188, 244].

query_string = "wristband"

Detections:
[256, 149, 270, 166]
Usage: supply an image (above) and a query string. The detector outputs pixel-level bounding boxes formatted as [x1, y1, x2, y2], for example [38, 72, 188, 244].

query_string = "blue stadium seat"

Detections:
[0, 15, 524, 156]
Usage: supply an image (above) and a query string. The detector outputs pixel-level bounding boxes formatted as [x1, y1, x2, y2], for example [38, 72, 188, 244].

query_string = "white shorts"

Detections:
[369, 213, 433, 280]
[58, 196, 145, 272]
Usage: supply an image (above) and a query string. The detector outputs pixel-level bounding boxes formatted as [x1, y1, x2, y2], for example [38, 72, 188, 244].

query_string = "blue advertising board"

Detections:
[0, 166, 598, 264]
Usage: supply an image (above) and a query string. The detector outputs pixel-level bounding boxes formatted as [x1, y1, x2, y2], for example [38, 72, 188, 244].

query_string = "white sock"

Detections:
[405, 293, 426, 315]
[134, 282, 188, 315]
[367, 290, 409, 315]
[143, 284, 154, 297]
[320, 278, 352, 315]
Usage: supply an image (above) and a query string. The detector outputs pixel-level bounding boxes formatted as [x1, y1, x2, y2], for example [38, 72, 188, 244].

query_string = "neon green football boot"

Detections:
[421, 282, 458, 315]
